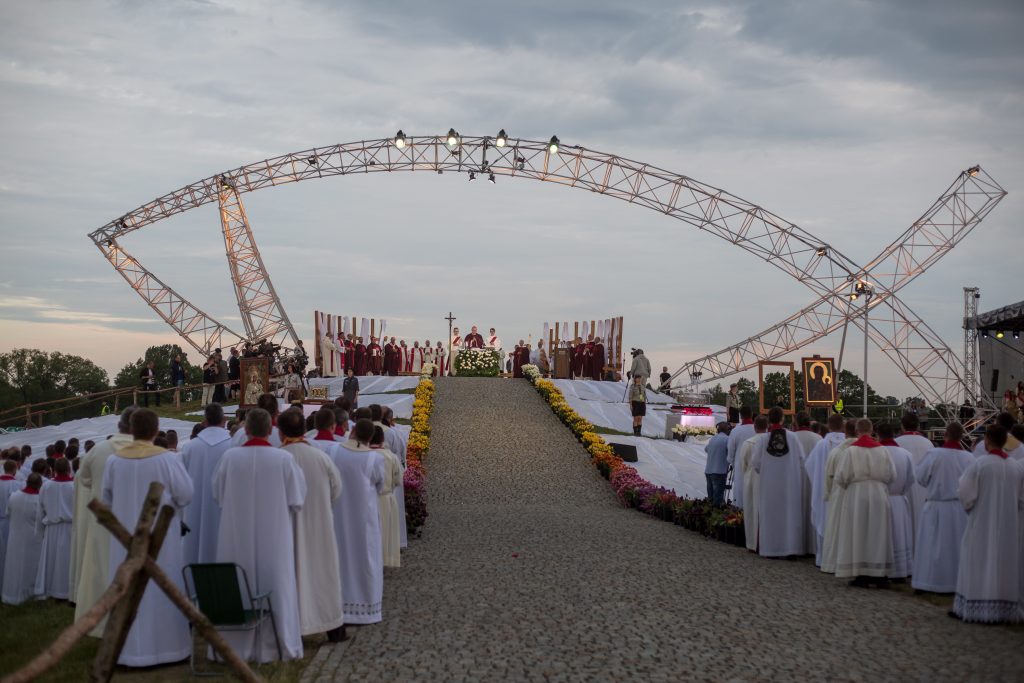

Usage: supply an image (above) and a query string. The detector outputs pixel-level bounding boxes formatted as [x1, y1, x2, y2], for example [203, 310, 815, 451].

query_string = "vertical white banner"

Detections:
[360, 317, 369, 341]
[581, 320, 589, 340]
[379, 319, 387, 340]
[561, 322, 569, 341]
[542, 322, 549, 350]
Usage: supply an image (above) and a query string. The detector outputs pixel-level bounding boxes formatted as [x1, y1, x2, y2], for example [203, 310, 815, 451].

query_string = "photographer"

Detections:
[629, 348, 651, 385]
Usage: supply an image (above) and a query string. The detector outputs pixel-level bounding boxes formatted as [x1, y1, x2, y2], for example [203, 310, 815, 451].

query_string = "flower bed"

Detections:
[453, 348, 501, 377]
[403, 378, 434, 535]
[524, 373, 744, 546]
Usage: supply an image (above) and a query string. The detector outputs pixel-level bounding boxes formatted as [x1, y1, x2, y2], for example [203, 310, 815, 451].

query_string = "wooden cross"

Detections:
[444, 312, 457, 376]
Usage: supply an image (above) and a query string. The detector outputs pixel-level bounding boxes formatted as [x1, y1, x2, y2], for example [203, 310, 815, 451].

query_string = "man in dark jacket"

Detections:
[228, 347, 241, 399]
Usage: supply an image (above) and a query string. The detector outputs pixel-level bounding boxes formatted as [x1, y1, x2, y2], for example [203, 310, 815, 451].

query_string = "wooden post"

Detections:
[174, 388, 181, 410]
[113, 393, 119, 413]
[25, 406, 32, 429]
[90, 501, 174, 682]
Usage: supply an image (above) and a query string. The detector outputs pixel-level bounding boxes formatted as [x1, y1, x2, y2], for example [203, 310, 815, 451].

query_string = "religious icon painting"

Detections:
[802, 356, 837, 406]
[239, 357, 270, 407]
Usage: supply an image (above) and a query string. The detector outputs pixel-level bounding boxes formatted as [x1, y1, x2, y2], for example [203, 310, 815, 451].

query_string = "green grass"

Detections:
[0, 599, 316, 681]
[590, 425, 635, 437]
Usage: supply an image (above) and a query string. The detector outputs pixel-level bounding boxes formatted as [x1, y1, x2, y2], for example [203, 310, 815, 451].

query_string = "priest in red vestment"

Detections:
[512, 340, 528, 378]
[464, 326, 485, 349]
[368, 337, 383, 375]
[353, 337, 368, 375]
[383, 339, 396, 376]
[591, 337, 606, 381]
[584, 337, 596, 379]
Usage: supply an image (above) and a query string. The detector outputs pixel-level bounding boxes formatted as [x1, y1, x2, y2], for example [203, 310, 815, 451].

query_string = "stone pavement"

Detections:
[302, 378, 1023, 682]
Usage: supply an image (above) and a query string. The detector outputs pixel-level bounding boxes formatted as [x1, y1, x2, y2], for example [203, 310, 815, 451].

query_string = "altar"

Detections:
[659, 405, 717, 439]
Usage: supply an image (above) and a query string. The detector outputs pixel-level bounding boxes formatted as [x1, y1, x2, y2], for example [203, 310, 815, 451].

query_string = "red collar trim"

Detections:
[903, 431, 921, 436]
[941, 440, 964, 451]
[852, 435, 881, 448]
[53, 454, 66, 459]
[796, 427, 811, 432]
[315, 430, 336, 441]
[879, 439, 899, 447]
[334, 426, 347, 438]
[21, 487, 40, 495]
[243, 438, 273, 447]
[740, 419, 753, 425]
[989, 448, 1009, 459]
[53, 475, 74, 482]
[0, 475, 14, 481]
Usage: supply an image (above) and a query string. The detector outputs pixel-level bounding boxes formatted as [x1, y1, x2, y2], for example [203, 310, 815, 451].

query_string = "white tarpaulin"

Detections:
[602, 436, 709, 499]
[306, 375, 420, 396]
[0, 415, 203, 452]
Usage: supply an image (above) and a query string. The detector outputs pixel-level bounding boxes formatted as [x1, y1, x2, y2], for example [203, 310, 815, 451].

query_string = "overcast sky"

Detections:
[1, 0, 1022, 398]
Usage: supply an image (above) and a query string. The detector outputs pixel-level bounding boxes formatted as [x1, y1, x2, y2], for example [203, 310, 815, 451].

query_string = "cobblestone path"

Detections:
[302, 378, 1023, 682]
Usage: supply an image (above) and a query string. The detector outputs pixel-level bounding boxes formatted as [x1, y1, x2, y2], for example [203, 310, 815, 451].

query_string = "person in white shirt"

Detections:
[35, 458, 75, 599]
[726, 406, 756, 508]
[180, 403, 233, 566]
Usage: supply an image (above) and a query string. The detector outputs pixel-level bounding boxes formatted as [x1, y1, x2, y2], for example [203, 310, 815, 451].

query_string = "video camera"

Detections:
[630, 347, 643, 358]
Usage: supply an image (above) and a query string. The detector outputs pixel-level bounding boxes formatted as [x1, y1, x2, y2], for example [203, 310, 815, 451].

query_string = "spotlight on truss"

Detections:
[394, 130, 407, 149]
[996, 330, 1005, 339]
[447, 128, 459, 146]
[548, 135, 560, 154]
[488, 172, 496, 184]
[967, 165, 980, 177]
[469, 172, 476, 182]
[496, 129, 508, 147]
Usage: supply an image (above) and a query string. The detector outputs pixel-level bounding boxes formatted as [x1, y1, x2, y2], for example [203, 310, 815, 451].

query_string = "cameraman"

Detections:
[630, 348, 651, 385]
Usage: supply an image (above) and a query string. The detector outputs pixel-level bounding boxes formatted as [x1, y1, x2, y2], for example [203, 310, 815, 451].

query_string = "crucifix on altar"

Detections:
[445, 311, 456, 377]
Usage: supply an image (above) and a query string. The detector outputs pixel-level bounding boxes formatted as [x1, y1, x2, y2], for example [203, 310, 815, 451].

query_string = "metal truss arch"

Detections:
[87, 134, 1006, 408]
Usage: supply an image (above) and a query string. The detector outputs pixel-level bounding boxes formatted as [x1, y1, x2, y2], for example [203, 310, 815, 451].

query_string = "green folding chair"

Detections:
[182, 563, 282, 675]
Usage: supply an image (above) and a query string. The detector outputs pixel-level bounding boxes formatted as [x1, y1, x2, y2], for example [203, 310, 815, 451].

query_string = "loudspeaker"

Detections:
[990, 369, 999, 393]
[610, 442, 638, 462]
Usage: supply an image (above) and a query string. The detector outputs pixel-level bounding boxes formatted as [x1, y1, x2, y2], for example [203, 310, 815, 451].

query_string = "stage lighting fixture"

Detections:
[488, 172, 496, 184]
[548, 135, 560, 154]
[496, 129, 508, 147]
[849, 293, 858, 301]
[1013, 331, 1020, 339]
[967, 165, 980, 177]
[996, 330, 1004, 339]
[394, 130, 407, 148]
[981, 330, 989, 338]
[816, 246, 828, 256]
[447, 128, 459, 146]
[469, 172, 476, 182]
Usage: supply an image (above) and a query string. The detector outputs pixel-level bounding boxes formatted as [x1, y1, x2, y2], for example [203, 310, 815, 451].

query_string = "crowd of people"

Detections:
[0, 393, 408, 667]
[706, 406, 1024, 623]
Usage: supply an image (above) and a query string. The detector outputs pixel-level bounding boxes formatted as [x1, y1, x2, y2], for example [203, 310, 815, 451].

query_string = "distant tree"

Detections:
[736, 377, 759, 409]
[114, 344, 202, 389]
[0, 349, 110, 421]
[706, 383, 727, 407]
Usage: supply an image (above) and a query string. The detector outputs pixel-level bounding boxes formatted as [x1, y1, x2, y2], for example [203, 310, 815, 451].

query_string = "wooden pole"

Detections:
[90, 504, 175, 682]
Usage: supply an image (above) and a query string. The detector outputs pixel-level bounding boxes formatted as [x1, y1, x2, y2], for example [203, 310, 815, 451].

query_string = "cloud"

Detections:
[0, 0, 1021, 398]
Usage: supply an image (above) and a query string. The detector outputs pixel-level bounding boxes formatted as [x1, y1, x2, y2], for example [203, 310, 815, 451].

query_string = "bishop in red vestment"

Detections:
[368, 338, 383, 375]
[344, 336, 355, 370]
[383, 340, 396, 376]
[571, 339, 586, 379]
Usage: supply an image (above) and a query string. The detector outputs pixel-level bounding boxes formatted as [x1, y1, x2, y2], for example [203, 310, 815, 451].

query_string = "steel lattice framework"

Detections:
[88, 134, 1006, 412]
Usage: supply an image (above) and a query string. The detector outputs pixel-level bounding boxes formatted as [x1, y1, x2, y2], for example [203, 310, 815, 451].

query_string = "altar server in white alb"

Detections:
[830, 419, 896, 587]
[180, 403, 233, 566]
[277, 409, 346, 641]
[911, 422, 974, 593]
[35, 458, 75, 599]
[804, 413, 848, 567]
[740, 416, 768, 551]
[101, 409, 193, 666]
[213, 408, 307, 662]
[72, 405, 136, 630]
[373, 404, 409, 548]
[1, 473, 44, 605]
[792, 412, 821, 554]
[876, 422, 915, 580]
[327, 419, 386, 624]
[953, 424, 1024, 624]
[971, 412, 1024, 460]
[895, 412, 933, 537]
[820, 421, 858, 575]
[0, 459, 22, 587]
[751, 407, 807, 557]
[726, 406, 756, 509]
[370, 425, 403, 568]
